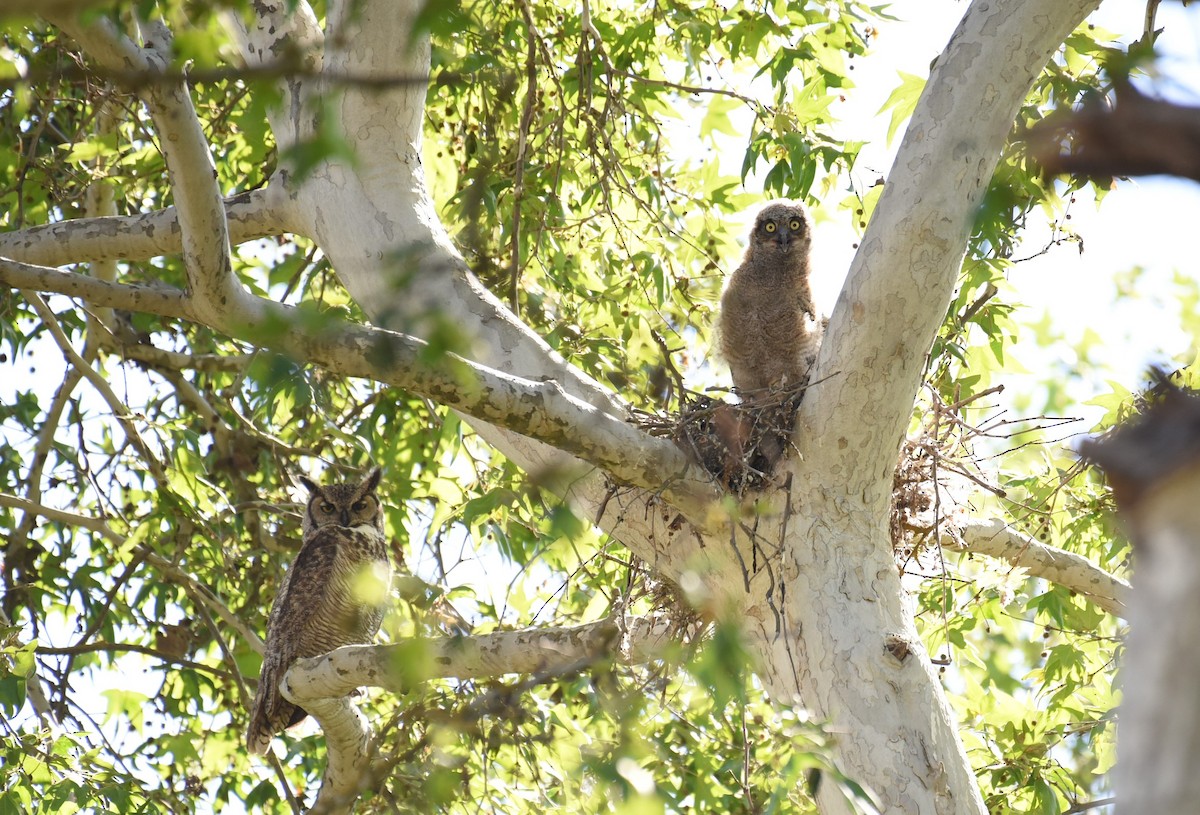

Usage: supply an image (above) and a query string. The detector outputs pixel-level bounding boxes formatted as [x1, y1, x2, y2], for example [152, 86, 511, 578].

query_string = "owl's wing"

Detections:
[245, 533, 340, 754]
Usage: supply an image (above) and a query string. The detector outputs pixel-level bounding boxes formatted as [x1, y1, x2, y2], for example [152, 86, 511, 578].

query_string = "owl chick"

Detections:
[716, 200, 825, 474]
[245, 466, 392, 755]
[718, 200, 823, 396]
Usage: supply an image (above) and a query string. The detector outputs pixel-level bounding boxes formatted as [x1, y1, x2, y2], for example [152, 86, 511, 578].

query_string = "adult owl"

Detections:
[717, 199, 823, 397]
[245, 466, 392, 755]
[716, 200, 825, 474]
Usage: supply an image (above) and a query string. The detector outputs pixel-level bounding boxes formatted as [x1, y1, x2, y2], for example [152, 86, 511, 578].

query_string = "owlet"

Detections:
[717, 200, 824, 397]
[715, 200, 825, 473]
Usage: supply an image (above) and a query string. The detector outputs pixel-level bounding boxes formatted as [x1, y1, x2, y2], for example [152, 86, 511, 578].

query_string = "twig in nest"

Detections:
[667, 381, 813, 492]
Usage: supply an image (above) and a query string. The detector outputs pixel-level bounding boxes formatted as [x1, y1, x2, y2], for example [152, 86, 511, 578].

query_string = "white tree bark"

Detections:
[945, 517, 1130, 618]
[747, 2, 1101, 813]
[0, 186, 291, 266]
[1, 0, 1113, 813]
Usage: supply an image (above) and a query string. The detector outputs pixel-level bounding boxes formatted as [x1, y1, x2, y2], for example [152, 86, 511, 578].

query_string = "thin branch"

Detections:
[1064, 796, 1115, 814]
[4, 364, 84, 617]
[608, 66, 765, 108]
[35, 641, 237, 680]
[508, 0, 539, 314]
[0, 493, 122, 543]
[0, 492, 264, 653]
[0, 58, 443, 94]
[106, 338, 255, 373]
[26, 292, 171, 485]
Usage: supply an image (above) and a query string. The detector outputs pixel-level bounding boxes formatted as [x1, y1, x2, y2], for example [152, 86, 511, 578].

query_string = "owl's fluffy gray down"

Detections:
[715, 200, 825, 475]
[245, 466, 392, 755]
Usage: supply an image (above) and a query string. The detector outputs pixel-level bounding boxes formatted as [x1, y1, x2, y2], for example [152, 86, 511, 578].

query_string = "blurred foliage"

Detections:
[0, 0, 1169, 813]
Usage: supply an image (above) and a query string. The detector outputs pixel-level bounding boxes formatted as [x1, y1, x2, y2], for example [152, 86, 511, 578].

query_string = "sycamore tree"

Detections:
[0, 0, 1163, 812]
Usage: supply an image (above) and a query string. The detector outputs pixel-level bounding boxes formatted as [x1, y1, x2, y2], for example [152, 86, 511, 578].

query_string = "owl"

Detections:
[717, 200, 823, 397]
[715, 200, 825, 474]
[245, 466, 393, 755]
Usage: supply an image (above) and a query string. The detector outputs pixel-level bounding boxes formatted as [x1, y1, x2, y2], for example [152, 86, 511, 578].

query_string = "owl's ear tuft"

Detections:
[361, 466, 383, 494]
[297, 474, 320, 495]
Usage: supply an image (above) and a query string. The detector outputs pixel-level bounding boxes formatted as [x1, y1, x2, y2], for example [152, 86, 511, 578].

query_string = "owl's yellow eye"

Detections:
[352, 500, 367, 511]
[320, 502, 335, 513]
[789, 219, 802, 231]
[764, 222, 777, 233]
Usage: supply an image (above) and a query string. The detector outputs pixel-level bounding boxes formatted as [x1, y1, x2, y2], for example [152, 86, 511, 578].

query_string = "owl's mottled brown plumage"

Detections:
[245, 466, 392, 755]
[715, 201, 825, 474]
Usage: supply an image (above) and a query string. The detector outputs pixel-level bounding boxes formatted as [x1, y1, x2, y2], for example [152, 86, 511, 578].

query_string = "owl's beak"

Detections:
[340, 509, 350, 526]
[777, 231, 791, 254]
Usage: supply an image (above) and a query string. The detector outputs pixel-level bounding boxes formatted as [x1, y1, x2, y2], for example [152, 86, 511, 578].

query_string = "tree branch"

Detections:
[0, 258, 195, 316]
[1027, 82, 1200, 183]
[282, 614, 687, 811]
[0, 493, 122, 544]
[35, 641, 237, 680]
[0, 260, 723, 524]
[287, 613, 681, 699]
[943, 518, 1130, 618]
[0, 185, 292, 267]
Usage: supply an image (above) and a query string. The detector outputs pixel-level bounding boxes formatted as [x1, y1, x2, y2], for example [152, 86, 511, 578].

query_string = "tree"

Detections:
[0, 0, 1143, 813]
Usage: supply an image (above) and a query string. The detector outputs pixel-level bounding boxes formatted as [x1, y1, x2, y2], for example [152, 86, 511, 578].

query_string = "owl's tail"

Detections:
[245, 662, 305, 755]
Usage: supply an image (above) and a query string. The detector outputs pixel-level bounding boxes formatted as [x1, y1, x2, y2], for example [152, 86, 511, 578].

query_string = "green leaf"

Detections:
[879, 71, 927, 144]
[700, 95, 742, 139]
[102, 689, 150, 732]
[59, 134, 120, 163]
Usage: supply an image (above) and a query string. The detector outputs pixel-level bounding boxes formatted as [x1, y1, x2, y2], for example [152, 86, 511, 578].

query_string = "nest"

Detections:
[636, 384, 810, 493]
[890, 436, 940, 562]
